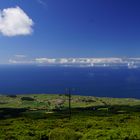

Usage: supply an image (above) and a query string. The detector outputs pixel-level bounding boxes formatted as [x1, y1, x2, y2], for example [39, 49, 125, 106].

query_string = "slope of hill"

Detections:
[0, 94, 140, 140]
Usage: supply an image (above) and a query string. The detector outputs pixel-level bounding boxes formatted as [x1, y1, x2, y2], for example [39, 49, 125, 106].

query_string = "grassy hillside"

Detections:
[0, 94, 140, 140]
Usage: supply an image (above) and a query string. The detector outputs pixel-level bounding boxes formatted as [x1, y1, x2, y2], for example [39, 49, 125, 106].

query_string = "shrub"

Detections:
[21, 97, 35, 101]
[49, 128, 82, 140]
[7, 95, 17, 98]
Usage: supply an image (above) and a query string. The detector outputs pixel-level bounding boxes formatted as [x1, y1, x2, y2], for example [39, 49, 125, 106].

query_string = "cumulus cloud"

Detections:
[0, 6, 34, 36]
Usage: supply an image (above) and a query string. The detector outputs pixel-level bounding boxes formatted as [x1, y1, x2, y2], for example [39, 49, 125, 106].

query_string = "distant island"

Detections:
[0, 94, 140, 139]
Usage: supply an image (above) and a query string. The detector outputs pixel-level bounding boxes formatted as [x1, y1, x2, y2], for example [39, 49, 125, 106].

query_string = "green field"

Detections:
[0, 94, 140, 140]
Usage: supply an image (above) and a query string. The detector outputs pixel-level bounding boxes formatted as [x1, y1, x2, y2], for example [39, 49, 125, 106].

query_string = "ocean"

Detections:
[0, 65, 140, 98]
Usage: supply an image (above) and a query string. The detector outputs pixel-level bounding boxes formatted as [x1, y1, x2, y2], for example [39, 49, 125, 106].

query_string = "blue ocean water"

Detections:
[0, 65, 140, 98]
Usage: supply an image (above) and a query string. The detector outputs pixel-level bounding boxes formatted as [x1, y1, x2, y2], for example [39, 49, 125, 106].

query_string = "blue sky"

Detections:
[1, 0, 140, 63]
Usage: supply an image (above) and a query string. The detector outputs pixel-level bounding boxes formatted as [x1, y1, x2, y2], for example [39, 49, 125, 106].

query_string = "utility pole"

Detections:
[66, 88, 71, 120]
[68, 88, 71, 120]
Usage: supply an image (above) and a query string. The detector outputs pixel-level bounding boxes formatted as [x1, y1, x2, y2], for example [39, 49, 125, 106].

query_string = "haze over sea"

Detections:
[0, 65, 140, 98]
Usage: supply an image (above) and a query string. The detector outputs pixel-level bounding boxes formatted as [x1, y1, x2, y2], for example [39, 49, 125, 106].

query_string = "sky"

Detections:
[1, 0, 140, 64]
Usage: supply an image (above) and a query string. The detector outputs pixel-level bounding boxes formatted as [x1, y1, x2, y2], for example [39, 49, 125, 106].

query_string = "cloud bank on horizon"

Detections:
[0, 6, 34, 37]
[8, 57, 140, 68]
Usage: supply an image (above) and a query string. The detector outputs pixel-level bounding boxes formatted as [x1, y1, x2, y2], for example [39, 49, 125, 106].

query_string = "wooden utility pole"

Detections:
[68, 88, 71, 120]
[66, 88, 71, 120]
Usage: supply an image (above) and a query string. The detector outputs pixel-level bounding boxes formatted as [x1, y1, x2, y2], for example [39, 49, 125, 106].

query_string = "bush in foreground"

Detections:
[49, 128, 82, 140]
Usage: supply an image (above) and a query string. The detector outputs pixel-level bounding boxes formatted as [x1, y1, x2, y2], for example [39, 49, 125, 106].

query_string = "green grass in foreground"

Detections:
[0, 94, 140, 140]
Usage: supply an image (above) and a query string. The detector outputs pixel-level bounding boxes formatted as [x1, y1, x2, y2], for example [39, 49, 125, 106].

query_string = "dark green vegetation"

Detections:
[0, 94, 140, 140]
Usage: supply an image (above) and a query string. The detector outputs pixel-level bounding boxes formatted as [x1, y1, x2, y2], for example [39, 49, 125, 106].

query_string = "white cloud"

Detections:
[59, 58, 68, 64]
[9, 57, 124, 65]
[34, 57, 125, 65]
[9, 59, 34, 64]
[9, 57, 140, 68]
[35, 58, 56, 63]
[0, 6, 34, 37]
